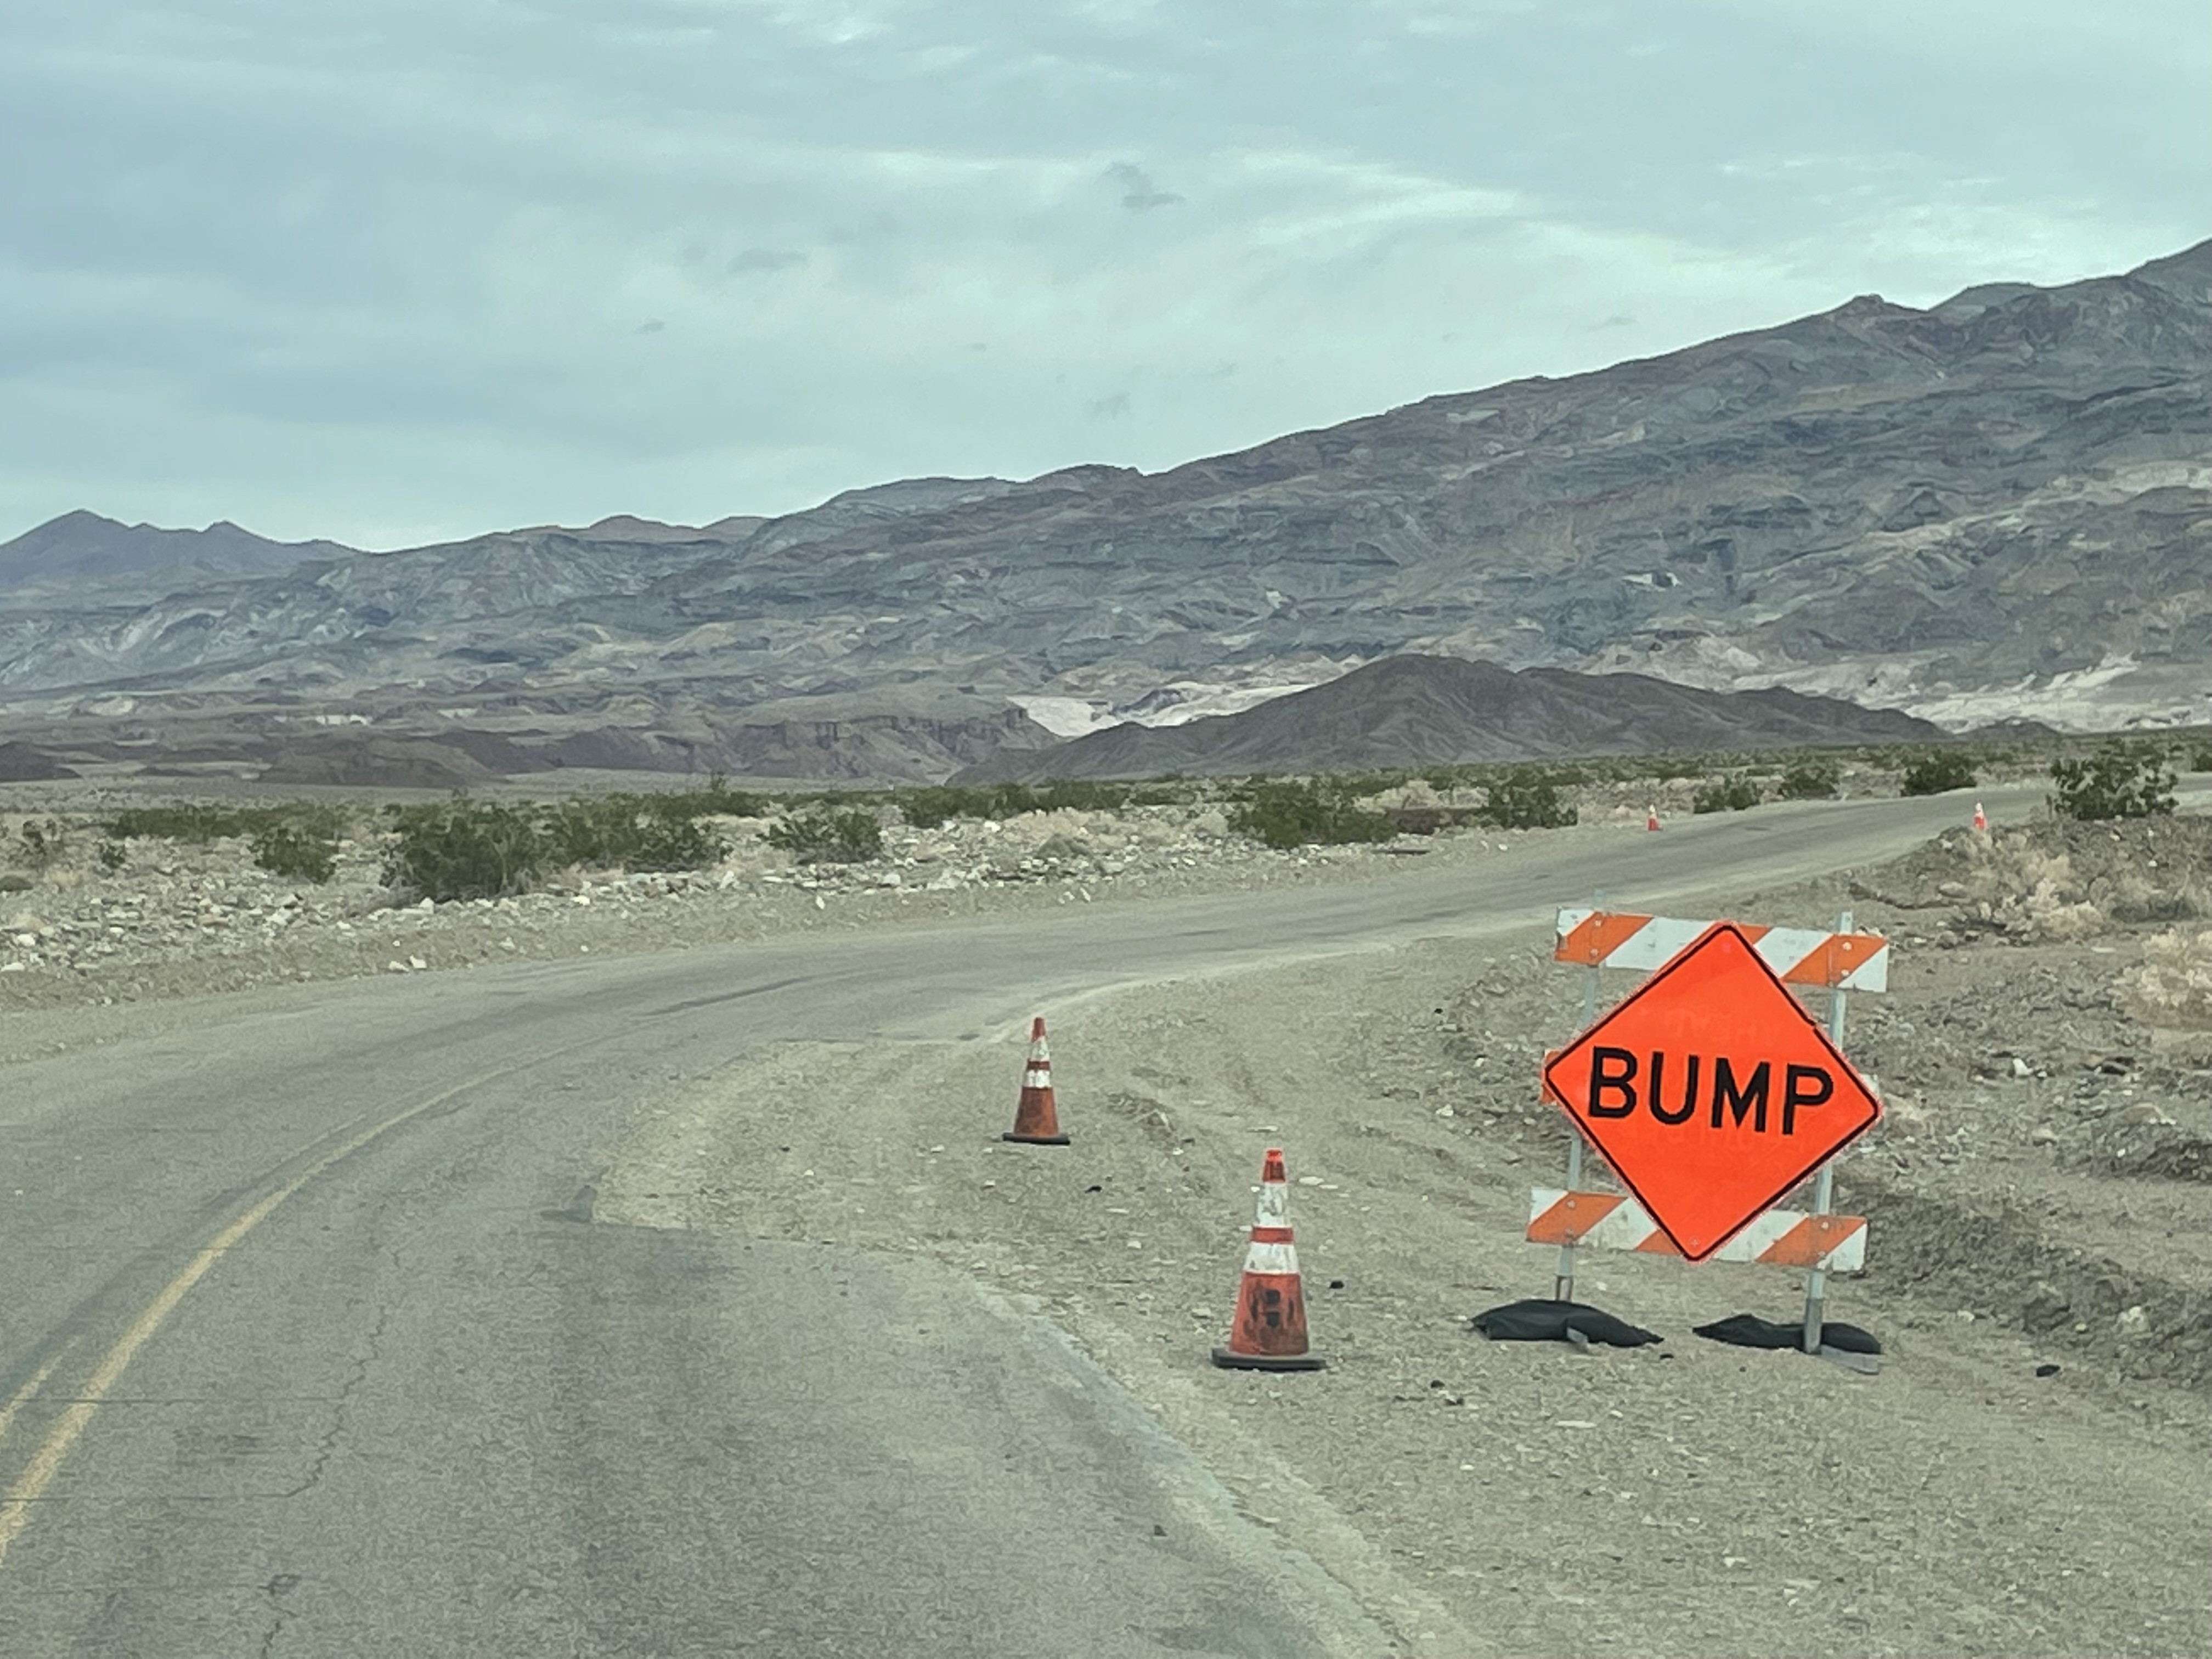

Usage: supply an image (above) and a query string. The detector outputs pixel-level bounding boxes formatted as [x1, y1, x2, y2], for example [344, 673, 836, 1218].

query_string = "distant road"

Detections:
[0, 787, 2068, 1656]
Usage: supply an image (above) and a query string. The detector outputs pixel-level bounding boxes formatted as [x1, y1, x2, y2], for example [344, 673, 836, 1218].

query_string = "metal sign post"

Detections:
[1803, 910, 1851, 1355]
[1553, 897, 1604, 1304]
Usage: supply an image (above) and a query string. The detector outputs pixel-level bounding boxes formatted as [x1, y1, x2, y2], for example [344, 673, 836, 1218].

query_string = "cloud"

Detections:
[0, 0, 2202, 544]
[1106, 161, 1182, 212]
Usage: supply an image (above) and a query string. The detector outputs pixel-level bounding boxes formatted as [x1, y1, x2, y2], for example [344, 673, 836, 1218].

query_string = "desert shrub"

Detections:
[895, 777, 1185, 828]
[651, 774, 766, 820]
[898, 786, 975, 829]
[96, 840, 127, 873]
[15, 819, 66, 867]
[632, 813, 726, 870]
[637, 815, 728, 868]
[540, 798, 631, 868]
[250, 822, 338, 883]
[767, 804, 883, 864]
[106, 804, 261, 842]
[2192, 748, 2212, 774]
[1692, 775, 1762, 814]
[1050, 777, 1173, 811]
[1228, 780, 1395, 849]
[106, 802, 345, 845]
[543, 796, 727, 871]
[1324, 768, 1416, 800]
[2051, 743, 2177, 822]
[385, 802, 546, 901]
[898, 783, 1011, 827]
[1124, 780, 1192, 807]
[1900, 749, 1977, 795]
[1477, 768, 1578, 830]
[1031, 780, 1107, 812]
[1776, 760, 1840, 800]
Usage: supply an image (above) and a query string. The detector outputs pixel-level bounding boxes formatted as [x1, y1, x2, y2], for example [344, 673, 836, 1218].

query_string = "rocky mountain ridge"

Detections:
[3, 237, 2207, 781]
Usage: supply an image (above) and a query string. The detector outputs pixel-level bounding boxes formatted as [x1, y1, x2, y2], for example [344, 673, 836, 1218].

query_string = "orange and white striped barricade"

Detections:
[1555, 908, 1890, 992]
[1545, 904, 1888, 1353]
[1527, 1188, 1867, 1272]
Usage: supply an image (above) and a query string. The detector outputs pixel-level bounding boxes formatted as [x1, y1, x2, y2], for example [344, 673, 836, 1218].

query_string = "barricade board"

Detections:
[1556, 909, 1889, 992]
[1527, 1188, 1867, 1271]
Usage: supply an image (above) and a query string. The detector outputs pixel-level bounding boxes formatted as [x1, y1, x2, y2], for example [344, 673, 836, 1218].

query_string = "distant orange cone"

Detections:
[1972, 800, 1988, 832]
[1002, 1017, 1069, 1145]
[1646, 805, 1661, 832]
[1212, 1148, 1325, 1371]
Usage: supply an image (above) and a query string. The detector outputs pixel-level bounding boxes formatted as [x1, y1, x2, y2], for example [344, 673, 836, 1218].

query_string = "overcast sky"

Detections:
[3, 1, 2207, 549]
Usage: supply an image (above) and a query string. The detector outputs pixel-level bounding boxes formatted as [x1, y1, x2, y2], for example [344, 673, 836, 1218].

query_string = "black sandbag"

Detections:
[1693, 1313, 1882, 1355]
[1470, 1298, 1661, 1348]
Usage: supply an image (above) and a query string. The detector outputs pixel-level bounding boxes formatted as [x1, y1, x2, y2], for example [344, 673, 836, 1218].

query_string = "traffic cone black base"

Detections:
[1210, 1346, 1325, 1372]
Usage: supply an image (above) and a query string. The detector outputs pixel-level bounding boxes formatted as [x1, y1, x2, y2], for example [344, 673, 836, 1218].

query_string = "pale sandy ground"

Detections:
[598, 918, 2211, 1659]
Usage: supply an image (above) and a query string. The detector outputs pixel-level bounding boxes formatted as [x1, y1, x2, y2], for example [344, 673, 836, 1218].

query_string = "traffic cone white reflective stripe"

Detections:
[1212, 1147, 1323, 1370]
[1255, 1148, 1288, 1220]
[1239, 1237, 1301, 1273]
[1002, 1016, 1069, 1144]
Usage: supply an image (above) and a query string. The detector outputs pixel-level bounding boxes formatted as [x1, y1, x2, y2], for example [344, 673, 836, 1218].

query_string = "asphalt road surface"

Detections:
[0, 791, 2046, 1656]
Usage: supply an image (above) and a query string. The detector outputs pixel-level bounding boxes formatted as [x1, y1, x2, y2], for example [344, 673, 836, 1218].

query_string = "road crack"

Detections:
[278, 1297, 392, 1503]
[256, 1570, 302, 1659]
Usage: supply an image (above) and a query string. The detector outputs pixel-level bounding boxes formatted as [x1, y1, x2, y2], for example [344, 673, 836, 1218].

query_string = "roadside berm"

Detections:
[599, 817, 2212, 1659]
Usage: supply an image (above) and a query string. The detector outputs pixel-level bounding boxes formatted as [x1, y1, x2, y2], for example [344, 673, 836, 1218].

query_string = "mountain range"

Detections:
[2, 236, 2206, 783]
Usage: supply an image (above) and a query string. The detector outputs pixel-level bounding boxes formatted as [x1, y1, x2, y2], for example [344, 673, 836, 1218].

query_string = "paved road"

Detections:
[0, 792, 2028, 1655]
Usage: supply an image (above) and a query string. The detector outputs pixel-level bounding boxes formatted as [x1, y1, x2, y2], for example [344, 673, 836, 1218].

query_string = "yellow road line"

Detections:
[0, 1352, 67, 1449]
[0, 1068, 499, 1571]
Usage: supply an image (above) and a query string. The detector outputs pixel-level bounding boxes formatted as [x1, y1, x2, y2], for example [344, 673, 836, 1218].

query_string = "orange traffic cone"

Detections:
[1212, 1148, 1325, 1371]
[1002, 1017, 1069, 1145]
[1646, 805, 1661, 832]
[1972, 800, 1988, 832]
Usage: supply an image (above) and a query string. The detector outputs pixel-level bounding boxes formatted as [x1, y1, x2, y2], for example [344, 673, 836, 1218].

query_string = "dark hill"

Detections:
[951, 656, 1947, 781]
[0, 511, 358, 603]
[0, 740, 76, 782]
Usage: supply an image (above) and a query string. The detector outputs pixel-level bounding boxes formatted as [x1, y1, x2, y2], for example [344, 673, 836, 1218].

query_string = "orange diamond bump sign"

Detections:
[1542, 921, 1881, 1261]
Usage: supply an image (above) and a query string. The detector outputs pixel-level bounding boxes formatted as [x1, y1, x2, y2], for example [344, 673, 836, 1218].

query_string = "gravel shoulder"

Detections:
[594, 827, 2212, 1659]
